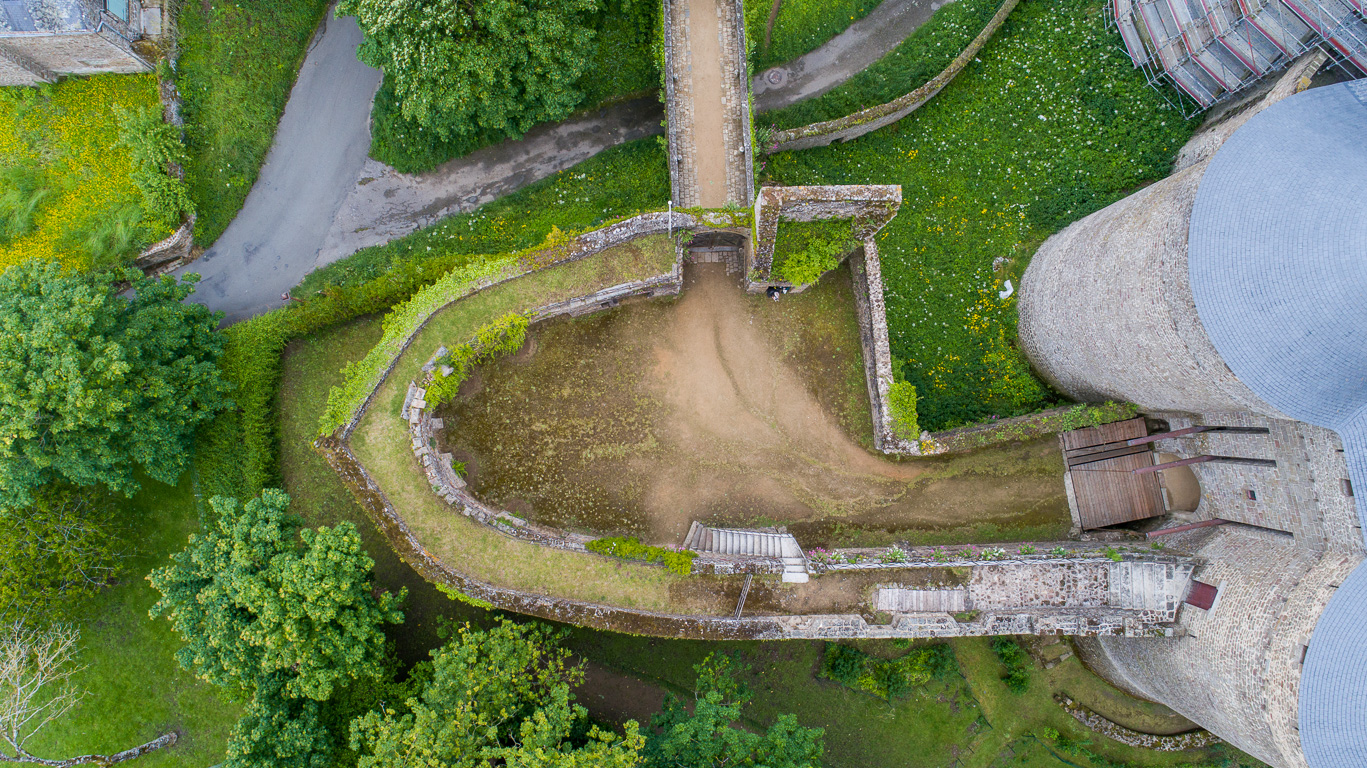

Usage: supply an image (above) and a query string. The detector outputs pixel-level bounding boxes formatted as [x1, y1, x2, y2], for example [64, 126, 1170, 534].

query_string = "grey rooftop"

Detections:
[0, 0, 94, 34]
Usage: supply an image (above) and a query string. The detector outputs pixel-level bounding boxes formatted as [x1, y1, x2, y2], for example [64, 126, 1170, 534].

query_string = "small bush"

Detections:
[585, 536, 697, 575]
[991, 637, 1031, 694]
[113, 104, 195, 230]
[426, 312, 529, 406]
[770, 219, 857, 286]
[887, 380, 920, 440]
[820, 642, 957, 700]
[0, 165, 49, 244]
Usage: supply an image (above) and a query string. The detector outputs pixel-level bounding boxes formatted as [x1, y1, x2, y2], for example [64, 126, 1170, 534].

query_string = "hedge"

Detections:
[426, 312, 530, 406]
[585, 536, 698, 575]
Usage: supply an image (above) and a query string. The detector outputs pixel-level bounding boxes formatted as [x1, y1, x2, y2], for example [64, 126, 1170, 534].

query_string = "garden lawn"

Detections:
[759, 0, 1004, 130]
[0, 75, 169, 272]
[26, 476, 238, 767]
[370, 0, 658, 173]
[766, 0, 1196, 430]
[176, 0, 331, 245]
[744, 0, 881, 72]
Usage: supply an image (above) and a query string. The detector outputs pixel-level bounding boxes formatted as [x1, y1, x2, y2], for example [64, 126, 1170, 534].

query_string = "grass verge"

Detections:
[766, 0, 1197, 430]
[0, 75, 170, 272]
[744, 0, 880, 72]
[176, 0, 331, 245]
[26, 476, 238, 767]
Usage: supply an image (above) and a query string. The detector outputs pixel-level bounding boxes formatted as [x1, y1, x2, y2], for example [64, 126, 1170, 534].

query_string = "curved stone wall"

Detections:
[1017, 160, 1279, 416]
[1078, 527, 1362, 768]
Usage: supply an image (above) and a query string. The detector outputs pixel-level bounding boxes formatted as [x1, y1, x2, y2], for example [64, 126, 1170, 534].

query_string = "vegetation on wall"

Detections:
[113, 104, 195, 232]
[743, 0, 879, 73]
[770, 218, 858, 286]
[426, 313, 530, 406]
[585, 537, 698, 575]
[887, 380, 920, 440]
[0, 263, 230, 509]
[0, 75, 173, 271]
[176, 0, 332, 245]
[820, 642, 957, 700]
[760, 0, 1003, 130]
[766, 0, 1196, 430]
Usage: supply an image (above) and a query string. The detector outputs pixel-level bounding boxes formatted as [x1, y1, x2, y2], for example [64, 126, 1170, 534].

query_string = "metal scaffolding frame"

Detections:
[1109, 0, 1367, 117]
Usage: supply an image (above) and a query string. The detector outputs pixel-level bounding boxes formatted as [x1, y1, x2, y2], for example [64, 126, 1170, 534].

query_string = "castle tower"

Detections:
[1018, 79, 1367, 768]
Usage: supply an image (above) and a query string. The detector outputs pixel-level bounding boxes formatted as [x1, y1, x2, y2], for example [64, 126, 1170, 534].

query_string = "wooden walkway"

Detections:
[1063, 418, 1166, 529]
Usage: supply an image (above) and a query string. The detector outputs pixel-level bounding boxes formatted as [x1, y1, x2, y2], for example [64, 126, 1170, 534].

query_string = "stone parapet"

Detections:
[1054, 695, 1221, 751]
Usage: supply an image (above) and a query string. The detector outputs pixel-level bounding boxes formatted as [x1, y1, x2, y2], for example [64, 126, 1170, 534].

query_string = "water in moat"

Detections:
[436, 263, 1070, 548]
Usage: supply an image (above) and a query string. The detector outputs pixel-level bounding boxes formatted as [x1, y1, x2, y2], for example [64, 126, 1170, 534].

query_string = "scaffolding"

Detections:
[1109, 0, 1367, 116]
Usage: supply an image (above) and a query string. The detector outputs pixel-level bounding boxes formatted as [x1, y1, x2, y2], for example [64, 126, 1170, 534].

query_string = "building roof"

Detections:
[1187, 79, 1367, 768]
[0, 0, 95, 34]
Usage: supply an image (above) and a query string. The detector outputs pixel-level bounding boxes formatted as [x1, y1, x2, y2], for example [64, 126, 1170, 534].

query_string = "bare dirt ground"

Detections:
[685, 0, 731, 206]
[438, 264, 1069, 547]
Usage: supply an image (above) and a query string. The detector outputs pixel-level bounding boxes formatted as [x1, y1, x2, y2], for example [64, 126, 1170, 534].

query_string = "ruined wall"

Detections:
[1079, 527, 1363, 768]
[749, 184, 901, 284]
[0, 28, 149, 81]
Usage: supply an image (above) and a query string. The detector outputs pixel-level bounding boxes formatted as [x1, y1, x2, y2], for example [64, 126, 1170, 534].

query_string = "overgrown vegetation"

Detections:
[113, 104, 195, 231]
[585, 537, 698, 575]
[767, 0, 1197, 429]
[991, 637, 1031, 693]
[357, 0, 659, 173]
[887, 380, 920, 440]
[0, 75, 173, 271]
[760, 0, 1003, 130]
[176, 0, 332, 245]
[426, 312, 529, 406]
[744, 0, 879, 72]
[770, 218, 857, 286]
[819, 642, 956, 700]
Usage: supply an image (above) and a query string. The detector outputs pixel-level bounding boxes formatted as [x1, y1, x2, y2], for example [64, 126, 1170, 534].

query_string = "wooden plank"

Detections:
[1061, 417, 1148, 451]
[1070, 452, 1166, 529]
[1067, 443, 1153, 468]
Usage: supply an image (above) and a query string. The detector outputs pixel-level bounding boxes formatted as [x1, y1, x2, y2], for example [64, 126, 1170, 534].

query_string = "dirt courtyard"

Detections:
[437, 264, 1069, 547]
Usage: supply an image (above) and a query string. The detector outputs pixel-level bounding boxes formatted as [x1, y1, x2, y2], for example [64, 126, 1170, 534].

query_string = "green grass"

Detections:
[744, 0, 880, 72]
[295, 137, 670, 297]
[370, 0, 658, 173]
[759, 0, 1004, 130]
[176, 0, 332, 245]
[26, 476, 239, 767]
[766, 0, 1197, 430]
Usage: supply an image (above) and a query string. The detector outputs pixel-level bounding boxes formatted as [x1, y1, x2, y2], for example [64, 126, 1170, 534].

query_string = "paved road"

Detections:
[174, 9, 382, 324]
[181, 0, 942, 321]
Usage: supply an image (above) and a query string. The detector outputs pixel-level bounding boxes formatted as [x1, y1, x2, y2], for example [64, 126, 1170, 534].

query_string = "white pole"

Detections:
[668, 199, 673, 238]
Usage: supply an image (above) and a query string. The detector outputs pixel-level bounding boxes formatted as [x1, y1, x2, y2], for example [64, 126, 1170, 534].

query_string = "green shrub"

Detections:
[819, 642, 956, 700]
[584, 536, 697, 575]
[426, 312, 529, 406]
[887, 380, 920, 440]
[991, 637, 1031, 693]
[113, 104, 195, 231]
[0, 164, 49, 244]
[770, 218, 857, 285]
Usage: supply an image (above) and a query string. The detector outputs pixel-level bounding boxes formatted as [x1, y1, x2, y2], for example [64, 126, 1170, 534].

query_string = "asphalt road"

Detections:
[174, 9, 382, 324]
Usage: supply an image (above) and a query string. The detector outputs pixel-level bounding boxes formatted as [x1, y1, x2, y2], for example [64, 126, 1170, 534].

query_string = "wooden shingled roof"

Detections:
[1063, 418, 1166, 529]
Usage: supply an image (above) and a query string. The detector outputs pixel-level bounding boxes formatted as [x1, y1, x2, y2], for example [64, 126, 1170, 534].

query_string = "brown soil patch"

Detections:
[574, 660, 669, 727]
[438, 264, 1070, 546]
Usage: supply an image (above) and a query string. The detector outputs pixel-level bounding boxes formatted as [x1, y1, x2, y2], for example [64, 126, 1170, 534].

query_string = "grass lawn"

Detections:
[766, 0, 1197, 430]
[26, 476, 238, 767]
[759, 0, 1004, 130]
[176, 0, 331, 245]
[369, 0, 658, 173]
[0, 75, 171, 273]
[744, 0, 882, 72]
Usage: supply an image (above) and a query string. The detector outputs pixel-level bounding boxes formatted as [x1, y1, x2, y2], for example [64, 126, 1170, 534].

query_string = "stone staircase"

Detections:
[1107, 561, 1193, 614]
[684, 522, 809, 582]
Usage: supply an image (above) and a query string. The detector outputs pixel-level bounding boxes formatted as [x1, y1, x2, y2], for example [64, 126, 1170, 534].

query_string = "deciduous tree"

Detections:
[349, 620, 642, 768]
[645, 653, 824, 768]
[223, 673, 332, 768]
[339, 0, 600, 144]
[148, 489, 403, 701]
[0, 623, 177, 766]
[0, 262, 230, 509]
[0, 486, 121, 626]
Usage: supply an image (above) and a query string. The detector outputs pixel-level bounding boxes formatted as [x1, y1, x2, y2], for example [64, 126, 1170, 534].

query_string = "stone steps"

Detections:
[684, 522, 809, 582]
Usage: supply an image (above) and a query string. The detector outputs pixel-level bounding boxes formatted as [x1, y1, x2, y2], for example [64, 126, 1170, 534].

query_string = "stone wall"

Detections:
[717, 0, 754, 205]
[1078, 526, 1364, 768]
[766, 0, 1020, 153]
[661, 0, 695, 206]
[0, 27, 150, 85]
[749, 184, 901, 284]
[848, 239, 921, 455]
[1053, 695, 1221, 751]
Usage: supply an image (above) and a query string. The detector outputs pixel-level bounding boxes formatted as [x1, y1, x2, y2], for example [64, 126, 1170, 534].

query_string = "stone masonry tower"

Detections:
[1018, 76, 1367, 768]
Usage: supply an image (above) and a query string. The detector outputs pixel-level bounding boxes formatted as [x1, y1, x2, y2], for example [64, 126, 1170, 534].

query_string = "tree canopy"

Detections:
[148, 489, 404, 701]
[0, 485, 121, 626]
[349, 620, 642, 768]
[340, 0, 600, 143]
[645, 653, 825, 768]
[0, 261, 230, 509]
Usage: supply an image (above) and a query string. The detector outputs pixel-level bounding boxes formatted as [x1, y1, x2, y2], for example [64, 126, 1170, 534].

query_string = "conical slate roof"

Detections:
[1187, 79, 1367, 768]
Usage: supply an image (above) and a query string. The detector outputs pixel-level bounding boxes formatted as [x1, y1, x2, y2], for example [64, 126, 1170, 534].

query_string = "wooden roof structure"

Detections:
[1063, 418, 1166, 530]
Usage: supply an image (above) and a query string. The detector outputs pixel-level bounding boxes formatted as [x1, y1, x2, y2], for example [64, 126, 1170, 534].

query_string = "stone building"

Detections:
[1018, 77, 1367, 768]
[0, 0, 158, 86]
